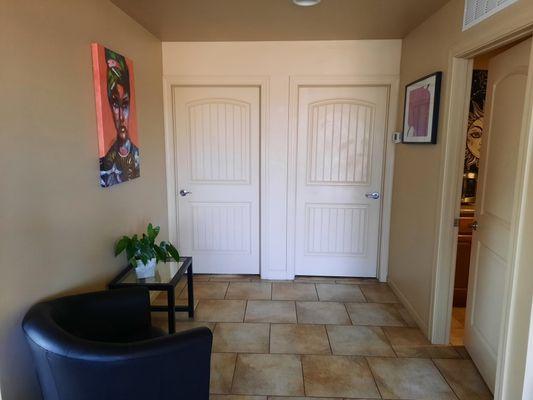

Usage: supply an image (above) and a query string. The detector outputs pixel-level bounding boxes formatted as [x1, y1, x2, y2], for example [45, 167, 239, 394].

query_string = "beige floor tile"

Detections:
[335, 277, 380, 285]
[367, 357, 456, 400]
[346, 303, 406, 326]
[270, 324, 330, 355]
[245, 301, 297, 323]
[383, 326, 430, 346]
[434, 359, 492, 400]
[326, 325, 395, 357]
[210, 274, 260, 282]
[395, 345, 460, 358]
[267, 398, 335, 400]
[213, 323, 270, 353]
[393, 303, 418, 327]
[360, 284, 399, 303]
[316, 284, 366, 302]
[296, 301, 350, 324]
[211, 353, 237, 394]
[272, 283, 318, 301]
[232, 354, 304, 396]
[295, 276, 339, 283]
[195, 274, 212, 281]
[211, 396, 266, 400]
[226, 282, 272, 300]
[174, 321, 215, 334]
[179, 281, 229, 300]
[196, 300, 246, 322]
[302, 355, 380, 398]
[454, 346, 472, 359]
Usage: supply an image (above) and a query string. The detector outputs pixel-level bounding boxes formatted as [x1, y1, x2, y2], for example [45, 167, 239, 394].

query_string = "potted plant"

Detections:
[114, 223, 181, 279]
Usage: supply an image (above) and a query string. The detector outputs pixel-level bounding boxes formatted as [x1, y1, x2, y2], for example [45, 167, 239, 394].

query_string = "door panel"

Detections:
[464, 38, 531, 392]
[294, 86, 389, 277]
[173, 86, 260, 274]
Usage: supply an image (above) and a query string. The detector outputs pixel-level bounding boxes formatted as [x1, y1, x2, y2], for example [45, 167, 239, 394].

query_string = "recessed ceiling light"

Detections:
[292, 0, 321, 7]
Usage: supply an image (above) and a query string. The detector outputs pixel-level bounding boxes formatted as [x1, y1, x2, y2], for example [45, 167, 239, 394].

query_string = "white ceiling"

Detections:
[111, 0, 451, 41]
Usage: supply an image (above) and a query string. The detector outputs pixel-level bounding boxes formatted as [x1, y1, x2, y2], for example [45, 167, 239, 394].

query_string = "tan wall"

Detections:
[389, 0, 533, 398]
[0, 1, 166, 398]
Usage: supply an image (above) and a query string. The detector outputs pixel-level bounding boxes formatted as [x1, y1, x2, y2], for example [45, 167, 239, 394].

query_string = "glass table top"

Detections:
[119, 261, 185, 285]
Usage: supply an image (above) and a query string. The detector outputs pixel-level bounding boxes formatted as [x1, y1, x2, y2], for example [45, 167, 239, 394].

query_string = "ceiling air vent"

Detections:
[463, 0, 519, 30]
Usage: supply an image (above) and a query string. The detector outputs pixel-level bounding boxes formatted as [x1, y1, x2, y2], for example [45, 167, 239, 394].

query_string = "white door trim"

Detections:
[287, 75, 399, 282]
[430, 24, 533, 400]
[163, 75, 270, 276]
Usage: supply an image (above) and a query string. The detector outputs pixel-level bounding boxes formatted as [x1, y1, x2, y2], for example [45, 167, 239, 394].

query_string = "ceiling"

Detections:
[111, 0, 450, 41]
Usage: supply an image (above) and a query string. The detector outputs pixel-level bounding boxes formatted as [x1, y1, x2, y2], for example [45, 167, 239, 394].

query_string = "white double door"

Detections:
[464, 38, 532, 392]
[294, 86, 389, 277]
[173, 86, 260, 274]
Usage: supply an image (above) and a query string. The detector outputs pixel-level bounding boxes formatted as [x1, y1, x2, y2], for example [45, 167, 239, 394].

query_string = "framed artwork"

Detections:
[91, 43, 140, 188]
[402, 72, 442, 144]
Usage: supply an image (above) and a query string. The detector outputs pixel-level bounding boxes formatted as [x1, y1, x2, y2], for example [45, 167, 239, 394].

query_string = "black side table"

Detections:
[109, 257, 194, 334]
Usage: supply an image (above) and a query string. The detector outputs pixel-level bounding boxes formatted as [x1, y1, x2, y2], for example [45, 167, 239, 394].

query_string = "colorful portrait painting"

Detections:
[402, 72, 442, 144]
[91, 43, 140, 188]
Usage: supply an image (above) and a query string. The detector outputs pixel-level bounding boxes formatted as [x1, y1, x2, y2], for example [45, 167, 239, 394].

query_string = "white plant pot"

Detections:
[135, 258, 157, 279]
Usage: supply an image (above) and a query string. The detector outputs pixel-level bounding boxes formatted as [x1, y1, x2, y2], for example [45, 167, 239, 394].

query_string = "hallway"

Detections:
[154, 275, 492, 399]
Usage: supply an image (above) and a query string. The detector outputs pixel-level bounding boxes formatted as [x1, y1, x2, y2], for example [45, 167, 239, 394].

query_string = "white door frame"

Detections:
[287, 75, 399, 282]
[163, 76, 270, 276]
[430, 24, 533, 399]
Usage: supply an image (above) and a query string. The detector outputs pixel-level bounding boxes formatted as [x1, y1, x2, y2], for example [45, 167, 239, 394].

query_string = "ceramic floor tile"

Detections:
[179, 281, 229, 300]
[173, 321, 215, 334]
[367, 357, 456, 400]
[272, 283, 318, 301]
[326, 325, 395, 357]
[210, 275, 260, 282]
[296, 301, 350, 324]
[346, 303, 406, 326]
[360, 284, 399, 303]
[295, 276, 340, 283]
[335, 277, 380, 285]
[383, 326, 430, 346]
[226, 282, 272, 300]
[394, 344, 460, 358]
[213, 323, 270, 353]
[211, 396, 266, 400]
[302, 355, 380, 398]
[232, 354, 304, 396]
[211, 353, 237, 394]
[316, 284, 366, 302]
[245, 301, 297, 323]
[267, 398, 336, 400]
[393, 303, 418, 327]
[434, 359, 492, 400]
[196, 300, 246, 322]
[270, 324, 330, 354]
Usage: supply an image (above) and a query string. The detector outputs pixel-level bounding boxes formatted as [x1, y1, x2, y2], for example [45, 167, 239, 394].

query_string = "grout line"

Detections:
[324, 324, 334, 355]
[228, 352, 239, 395]
[364, 356, 384, 399]
[431, 358, 461, 400]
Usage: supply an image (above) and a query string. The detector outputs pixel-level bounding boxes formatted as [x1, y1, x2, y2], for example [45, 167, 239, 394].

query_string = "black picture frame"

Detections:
[402, 71, 442, 144]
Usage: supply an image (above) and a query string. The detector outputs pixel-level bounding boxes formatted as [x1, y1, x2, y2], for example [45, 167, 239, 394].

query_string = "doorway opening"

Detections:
[448, 36, 532, 393]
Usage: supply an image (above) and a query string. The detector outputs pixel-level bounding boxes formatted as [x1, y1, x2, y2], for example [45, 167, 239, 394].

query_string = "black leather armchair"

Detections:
[22, 287, 212, 400]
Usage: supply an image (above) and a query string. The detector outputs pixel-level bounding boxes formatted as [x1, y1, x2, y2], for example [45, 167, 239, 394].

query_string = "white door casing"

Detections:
[294, 85, 389, 277]
[172, 86, 261, 274]
[464, 38, 532, 392]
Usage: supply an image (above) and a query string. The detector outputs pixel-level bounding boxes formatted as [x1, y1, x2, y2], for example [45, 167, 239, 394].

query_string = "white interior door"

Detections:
[464, 38, 532, 392]
[294, 85, 389, 277]
[173, 86, 260, 274]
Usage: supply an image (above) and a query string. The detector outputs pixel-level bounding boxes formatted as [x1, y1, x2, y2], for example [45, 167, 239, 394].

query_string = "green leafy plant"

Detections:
[114, 223, 180, 267]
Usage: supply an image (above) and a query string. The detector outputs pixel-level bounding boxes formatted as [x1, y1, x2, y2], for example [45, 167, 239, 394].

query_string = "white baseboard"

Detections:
[388, 278, 429, 337]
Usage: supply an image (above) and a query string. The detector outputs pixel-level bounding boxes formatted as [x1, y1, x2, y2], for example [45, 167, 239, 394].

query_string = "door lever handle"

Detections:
[471, 221, 479, 231]
[365, 192, 380, 200]
[179, 189, 192, 197]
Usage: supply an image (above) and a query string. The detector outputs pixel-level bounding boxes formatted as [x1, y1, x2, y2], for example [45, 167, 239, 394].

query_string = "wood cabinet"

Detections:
[454, 208, 475, 307]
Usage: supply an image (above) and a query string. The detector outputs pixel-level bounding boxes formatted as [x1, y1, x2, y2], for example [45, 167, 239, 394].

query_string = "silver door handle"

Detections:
[365, 192, 380, 200]
[179, 189, 192, 197]
[472, 221, 479, 231]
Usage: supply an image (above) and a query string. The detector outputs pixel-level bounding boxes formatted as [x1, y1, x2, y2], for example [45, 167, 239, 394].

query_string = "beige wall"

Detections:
[389, 0, 533, 398]
[0, 1, 166, 398]
[162, 40, 401, 280]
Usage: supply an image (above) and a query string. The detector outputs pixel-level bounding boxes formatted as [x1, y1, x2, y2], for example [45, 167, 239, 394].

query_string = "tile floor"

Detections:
[153, 275, 492, 400]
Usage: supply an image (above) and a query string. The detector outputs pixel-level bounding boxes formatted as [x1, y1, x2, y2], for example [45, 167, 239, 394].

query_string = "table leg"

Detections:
[187, 262, 194, 318]
[167, 287, 176, 334]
